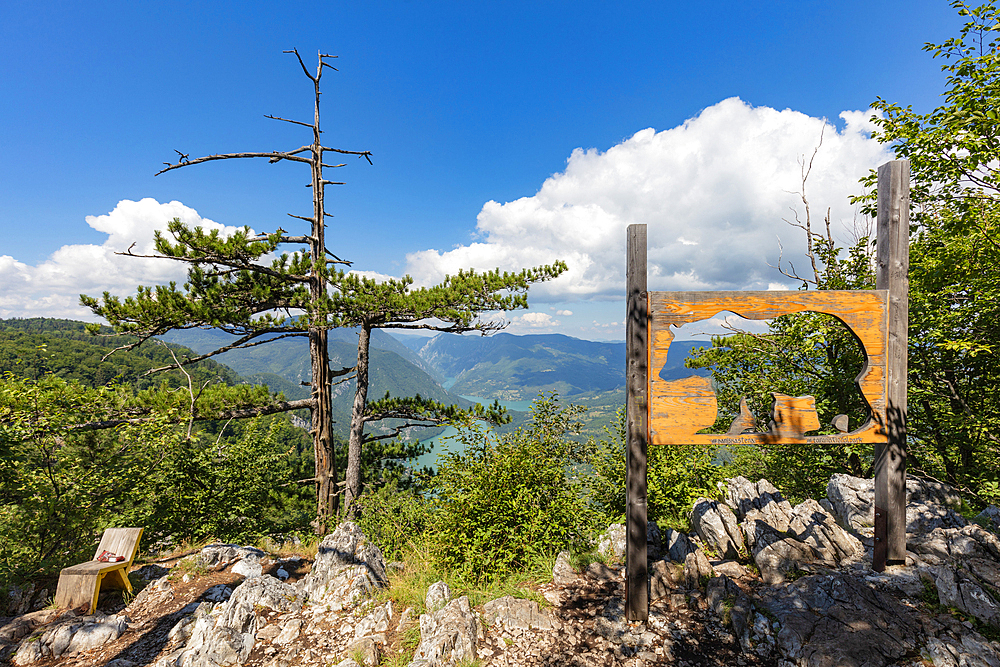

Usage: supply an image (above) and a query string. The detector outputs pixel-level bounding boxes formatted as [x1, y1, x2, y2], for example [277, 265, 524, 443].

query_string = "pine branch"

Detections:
[142, 330, 308, 375]
[116, 246, 311, 283]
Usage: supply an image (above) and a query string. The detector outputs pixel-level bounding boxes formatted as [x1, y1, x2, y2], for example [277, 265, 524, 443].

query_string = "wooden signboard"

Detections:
[648, 290, 889, 446]
[624, 160, 909, 622]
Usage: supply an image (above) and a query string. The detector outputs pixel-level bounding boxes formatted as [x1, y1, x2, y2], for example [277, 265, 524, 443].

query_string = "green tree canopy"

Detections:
[325, 265, 567, 516]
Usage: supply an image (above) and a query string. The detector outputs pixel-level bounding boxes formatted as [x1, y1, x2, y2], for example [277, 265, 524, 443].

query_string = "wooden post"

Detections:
[625, 224, 649, 621]
[874, 160, 909, 570]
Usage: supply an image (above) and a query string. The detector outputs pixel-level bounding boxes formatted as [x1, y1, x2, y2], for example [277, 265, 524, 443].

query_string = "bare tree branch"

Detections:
[284, 48, 317, 82]
[320, 146, 374, 164]
[156, 150, 312, 175]
[142, 331, 308, 374]
[265, 114, 316, 129]
[65, 398, 316, 433]
[115, 246, 311, 283]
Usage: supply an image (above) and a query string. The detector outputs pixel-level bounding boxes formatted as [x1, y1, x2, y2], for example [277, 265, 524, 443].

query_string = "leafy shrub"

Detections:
[588, 407, 726, 530]
[0, 373, 314, 588]
[0, 374, 172, 584]
[426, 394, 595, 584]
[135, 416, 311, 544]
[355, 480, 430, 561]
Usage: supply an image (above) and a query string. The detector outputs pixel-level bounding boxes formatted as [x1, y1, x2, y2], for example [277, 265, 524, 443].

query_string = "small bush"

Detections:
[588, 407, 726, 530]
[355, 481, 430, 562]
[426, 394, 596, 584]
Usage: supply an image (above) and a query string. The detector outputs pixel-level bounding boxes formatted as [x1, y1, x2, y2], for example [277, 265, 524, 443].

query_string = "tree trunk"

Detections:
[310, 327, 336, 535]
[345, 323, 370, 518]
[309, 64, 335, 535]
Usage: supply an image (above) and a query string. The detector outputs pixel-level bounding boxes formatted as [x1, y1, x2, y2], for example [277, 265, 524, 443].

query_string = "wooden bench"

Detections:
[53, 527, 143, 615]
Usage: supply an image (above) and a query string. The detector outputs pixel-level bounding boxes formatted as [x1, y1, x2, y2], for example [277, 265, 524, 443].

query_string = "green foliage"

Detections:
[0, 373, 172, 582]
[80, 221, 321, 338]
[861, 0, 1000, 218]
[354, 481, 430, 561]
[587, 407, 726, 530]
[426, 394, 595, 584]
[0, 371, 315, 588]
[133, 416, 313, 544]
[856, 1, 1000, 505]
[904, 204, 1000, 504]
[327, 265, 568, 333]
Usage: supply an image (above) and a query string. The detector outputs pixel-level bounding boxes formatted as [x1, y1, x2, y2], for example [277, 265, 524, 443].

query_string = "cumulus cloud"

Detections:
[556, 309, 573, 316]
[347, 269, 398, 283]
[405, 98, 891, 300]
[507, 312, 560, 332]
[0, 199, 245, 319]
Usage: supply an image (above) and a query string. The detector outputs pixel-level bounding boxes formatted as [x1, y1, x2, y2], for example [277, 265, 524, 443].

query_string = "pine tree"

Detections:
[327, 265, 567, 516]
[82, 49, 568, 529]
[82, 49, 371, 534]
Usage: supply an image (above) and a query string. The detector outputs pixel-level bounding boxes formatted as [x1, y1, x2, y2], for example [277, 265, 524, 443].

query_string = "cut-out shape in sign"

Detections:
[647, 290, 889, 446]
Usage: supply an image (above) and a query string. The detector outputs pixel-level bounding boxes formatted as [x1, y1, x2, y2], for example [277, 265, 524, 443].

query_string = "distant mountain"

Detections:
[399, 332, 711, 400]
[159, 328, 442, 382]
[158, 327, 471, 438]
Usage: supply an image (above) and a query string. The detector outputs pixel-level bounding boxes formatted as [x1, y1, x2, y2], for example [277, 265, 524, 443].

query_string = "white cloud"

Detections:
[671, 312, 771, 341]
[348, 269, 398, 283]
[556, 309, 573, 316]
[507, 311, 560, 332]
[405, 98, 891, 300]
[0, 198, 246, 319]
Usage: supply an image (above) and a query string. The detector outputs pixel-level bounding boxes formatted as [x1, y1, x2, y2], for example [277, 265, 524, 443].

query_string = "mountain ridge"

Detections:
[398, 331, 710, 400]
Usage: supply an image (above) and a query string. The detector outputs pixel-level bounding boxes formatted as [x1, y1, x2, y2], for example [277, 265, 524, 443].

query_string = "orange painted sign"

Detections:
[647, 290, 889, 446]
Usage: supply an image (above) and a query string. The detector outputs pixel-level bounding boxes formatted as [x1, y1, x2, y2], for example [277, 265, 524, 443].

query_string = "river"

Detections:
[411, 395, 532, 471]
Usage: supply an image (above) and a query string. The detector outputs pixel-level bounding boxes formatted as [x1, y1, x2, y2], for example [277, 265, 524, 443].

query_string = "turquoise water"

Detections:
[411, 395, 530, 471]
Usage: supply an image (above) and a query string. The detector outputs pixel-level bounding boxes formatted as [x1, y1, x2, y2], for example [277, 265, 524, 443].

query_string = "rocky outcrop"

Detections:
[691, 497, 744, 559]
[682, 549, 714, 589]
[662, 528, 695, 563]
[425, 581, 451, 614]
[826, 473, 966, 538]
[757, 572, 924, 666]
[408, 596, 478, 667]
[298, 521, 388, 610]
[196, 545, 266, 569]
[692, 474, 1000, 666]
[174, 575, 304, 667]
[709, 476, 862, 583]
[551, 550, 576, 585]
[2, 583, 49, 617]
[13, 612, 127, 665]
[596, 523, 625, 562]
[977, 505, 1000, 534]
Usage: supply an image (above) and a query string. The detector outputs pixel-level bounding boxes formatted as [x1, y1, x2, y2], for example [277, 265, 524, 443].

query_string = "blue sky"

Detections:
[0, 0, 960, 340]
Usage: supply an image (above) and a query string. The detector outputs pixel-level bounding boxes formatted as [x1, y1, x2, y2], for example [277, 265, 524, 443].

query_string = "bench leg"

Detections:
[54, 573, 101, 614]
[102, 567, 132, 593]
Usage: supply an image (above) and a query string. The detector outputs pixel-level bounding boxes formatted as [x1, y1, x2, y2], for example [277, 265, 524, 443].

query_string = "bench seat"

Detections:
[53, 527, 143, 615]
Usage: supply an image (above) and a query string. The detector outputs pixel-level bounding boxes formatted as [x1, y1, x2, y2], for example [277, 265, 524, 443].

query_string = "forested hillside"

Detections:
[0, 318, 243, 389]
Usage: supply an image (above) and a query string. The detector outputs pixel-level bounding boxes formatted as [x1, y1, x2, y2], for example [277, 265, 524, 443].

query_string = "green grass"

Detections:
[375, 543, 553, 614]
[348, 646, 369, 666]
[569, 549, 610, 572]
